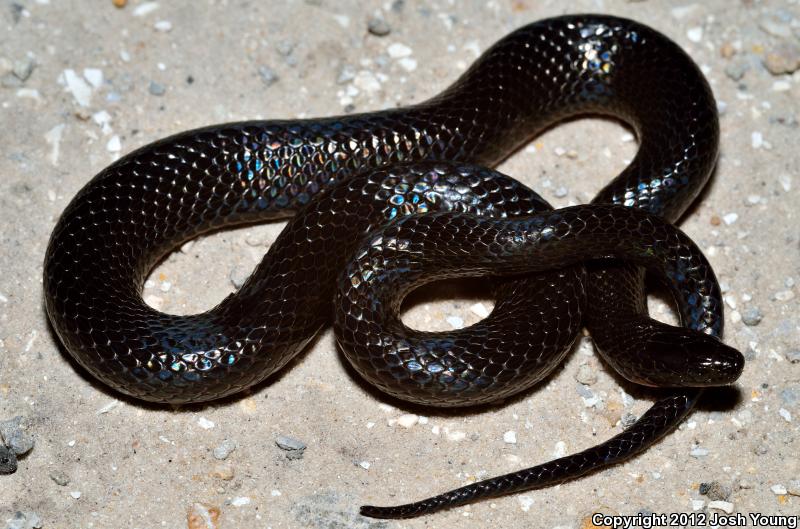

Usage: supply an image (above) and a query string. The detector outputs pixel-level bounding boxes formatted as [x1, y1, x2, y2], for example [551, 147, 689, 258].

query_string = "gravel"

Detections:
[367, 16, 391, 36]
[148, 80, 166, 96]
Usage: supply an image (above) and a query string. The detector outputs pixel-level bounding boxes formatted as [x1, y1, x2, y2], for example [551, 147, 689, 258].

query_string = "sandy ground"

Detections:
[1, 0, 799, 528]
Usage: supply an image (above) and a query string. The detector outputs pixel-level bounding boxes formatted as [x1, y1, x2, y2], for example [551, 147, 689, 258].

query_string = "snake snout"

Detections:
[645, 330, 745, 387]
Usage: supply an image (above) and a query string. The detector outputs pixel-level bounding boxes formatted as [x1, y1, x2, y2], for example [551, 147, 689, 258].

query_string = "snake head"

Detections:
[641, 327, 745, 387]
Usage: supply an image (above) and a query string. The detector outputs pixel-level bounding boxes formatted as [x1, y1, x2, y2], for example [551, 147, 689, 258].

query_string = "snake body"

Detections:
[44, 15, 743, 518]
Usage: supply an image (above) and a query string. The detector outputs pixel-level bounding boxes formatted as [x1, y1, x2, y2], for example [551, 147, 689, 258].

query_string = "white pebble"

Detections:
[159, 280, 172, 292]
[231, 496, 251, 506]
[690, 446, 709, 457]
[359, 461, 371, 470]
[417, 416, 429, 425]
[398, 57, 417, 72]
[133, 1, 159, 16]
[396, 413, 419, 428]
[332, 14, 350, 27]
[270, 490, 281, 497]
[517, 495, 534, 512]
[44, 123, 66, 166]
[353, 70, 381, 94]
[771, 484, 788, 495]
[387, 43, 412, 58]
[503, 431, 517, 444]
[775, 290, 795, 302]
[197, 417, 215, 429]
[144, 294, 163, 310]
[723, 295, 737, 309]
[106, 135, 121, 153]
[446, 315, 464, 328]
[470, 303, 490, 318]
[446, 430, 466, 442]
[722, 213, 738, 225]
[779, 408, 792, 422]
[70, 491, 81, 499]
[708, 500, 734, 514]
[751, 131, 763, 149]
[82, 68, 104, 89]
[778, 174, 792, 192]
[60, 69, 92, 107]
[552, 441, 566, 458]
[687, 27, 703, 43]
[154, 20, 172, 32]
[120, 50, 131, 62]
[772, 80, 791, 92]
[691, 499, 705, 511]
[553, 146, 566, 157]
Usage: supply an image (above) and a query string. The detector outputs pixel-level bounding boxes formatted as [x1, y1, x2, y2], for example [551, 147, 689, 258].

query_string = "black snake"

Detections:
[43, 14, 744, 519]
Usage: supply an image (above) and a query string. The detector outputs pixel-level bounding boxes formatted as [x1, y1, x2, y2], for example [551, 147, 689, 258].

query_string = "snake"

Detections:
[43, 14, 744, 519]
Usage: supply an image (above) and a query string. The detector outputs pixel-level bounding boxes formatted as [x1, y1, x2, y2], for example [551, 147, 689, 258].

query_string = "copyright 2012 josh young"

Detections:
[592, 512, 799, 528]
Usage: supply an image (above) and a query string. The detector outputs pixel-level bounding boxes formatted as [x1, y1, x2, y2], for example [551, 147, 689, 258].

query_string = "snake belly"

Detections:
[43, 14, 744, 518]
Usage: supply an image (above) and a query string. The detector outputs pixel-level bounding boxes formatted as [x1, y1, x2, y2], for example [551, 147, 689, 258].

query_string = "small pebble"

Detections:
[751, 131, 764, 149]
[387, 42, 412, 59]
[724, 62, 747, 81]
[396, 413, 419, 428]
[13, 56, 35, 81]
[148, 81, 166, 96]
[786, 350, 800, 363]
[575, 363, 598, 385]
[197, 417, 215, 429]
[367, 16, 391, 36]
[686, 27, 703, 43]
[446, 430, 466, 442]
[620, 413, 638, 429]
[210, 463, 234, 480]
[690, 446, 709, 457]
[763, 43, 800, 75]
[4, 511, 42, 529]
[276, 40, 294, 56]
[70, 490, 82, 499]
[445, 315, 463, 328]
[779, 408, 792, 422]
[229, 266, 250, 289]
[503, 430, 517, 444]
[0, 445, 17, 474]
[552, 441, 567, 458]
[275, 434, 306, 459]
[230, 496, 250, 507]
[336, 64, 356, 84]
[690, 499, 705, 511]
[154, 20, 172, 32]
[707, 500, 734, 514]
[741, 307, 763, 326]
[699, 481, 731, 501]
[554, 186, 568, 198]
[187, 503, 221, 529]
[49, 470, 70, 486]
[774, 290, 795, 301]
[212, 439, 237, 460]
[106, 135, 121, 153]
[787, 480, 800, 496]
[759, 15, 793, 38]
[132, 1, 159, 16]
[470, 302, 490, 318]
[112, 0, 127, 7]
[0, 416, 35, 455]
[258, 65, 279, 86]
[771, 484, 788, 495]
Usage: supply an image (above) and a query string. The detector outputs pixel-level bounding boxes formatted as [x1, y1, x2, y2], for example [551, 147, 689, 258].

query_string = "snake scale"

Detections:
[44, 14, 744, 519]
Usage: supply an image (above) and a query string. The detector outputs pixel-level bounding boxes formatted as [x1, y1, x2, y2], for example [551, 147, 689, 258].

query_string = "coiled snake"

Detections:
[44, 14, 744, 519]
